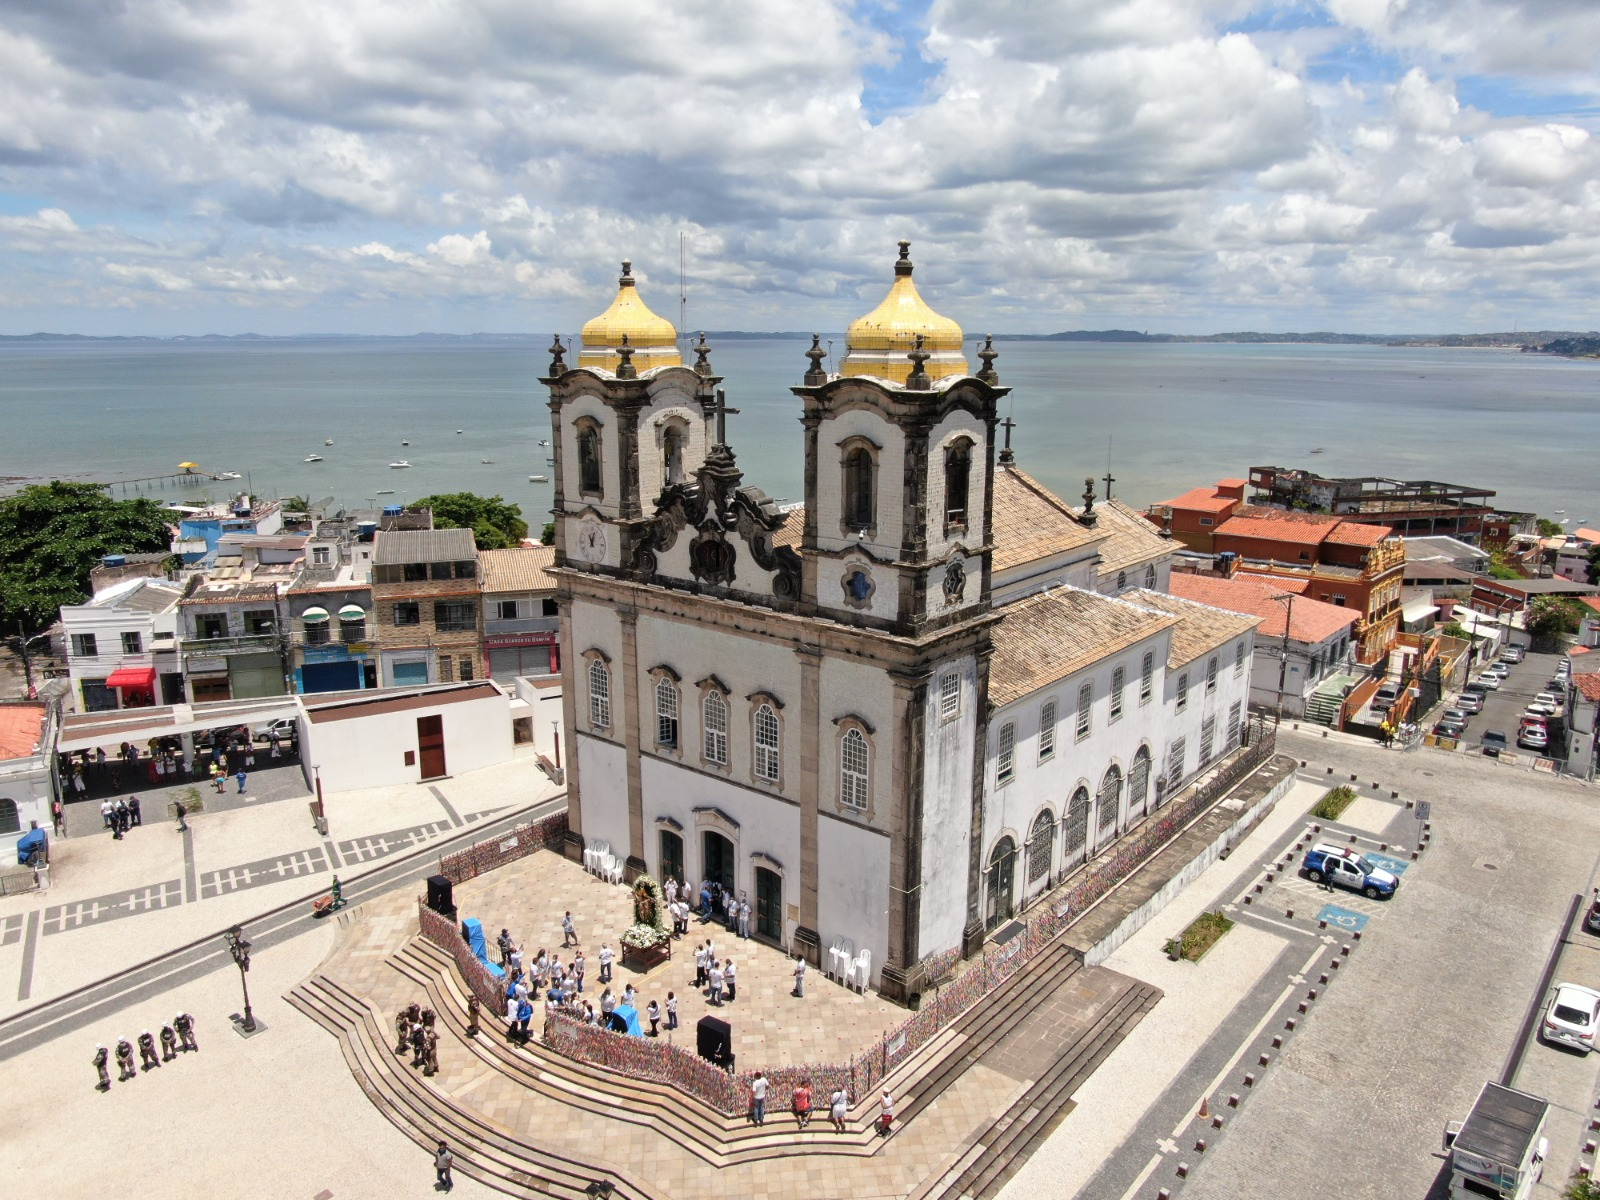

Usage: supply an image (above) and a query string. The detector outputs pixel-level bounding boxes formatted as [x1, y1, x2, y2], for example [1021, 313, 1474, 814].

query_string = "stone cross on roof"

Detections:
[706, 388, 740, 446]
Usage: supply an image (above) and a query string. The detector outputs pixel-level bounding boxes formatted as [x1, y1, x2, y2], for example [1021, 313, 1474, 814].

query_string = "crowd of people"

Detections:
[59, 727, 293, 808]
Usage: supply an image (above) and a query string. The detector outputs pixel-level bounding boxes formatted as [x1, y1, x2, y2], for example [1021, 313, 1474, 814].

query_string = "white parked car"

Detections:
[1502, 646, 1526, 663]
[1456, 693, 1485, 714]
[1485, 662, 1511, 678]
[1543, 983, 1600, 1053]
[1476, 674, 1502, 691]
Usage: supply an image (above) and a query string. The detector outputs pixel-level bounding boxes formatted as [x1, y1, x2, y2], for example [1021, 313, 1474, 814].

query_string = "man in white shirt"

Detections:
[750, 1071, 768, 1126]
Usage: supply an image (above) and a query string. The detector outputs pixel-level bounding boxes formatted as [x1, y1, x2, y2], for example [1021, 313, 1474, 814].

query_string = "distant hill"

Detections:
[1524, 336, 1600, 358]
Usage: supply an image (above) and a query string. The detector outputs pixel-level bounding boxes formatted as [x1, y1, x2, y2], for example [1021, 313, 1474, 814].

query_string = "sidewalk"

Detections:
[0, 756, 562, 1019]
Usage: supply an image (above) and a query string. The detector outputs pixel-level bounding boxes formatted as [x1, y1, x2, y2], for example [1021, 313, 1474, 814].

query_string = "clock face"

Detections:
[577, 519, 608, 563]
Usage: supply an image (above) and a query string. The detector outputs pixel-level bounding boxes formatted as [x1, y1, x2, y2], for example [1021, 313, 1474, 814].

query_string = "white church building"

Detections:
[546, 245, 1258, 1001]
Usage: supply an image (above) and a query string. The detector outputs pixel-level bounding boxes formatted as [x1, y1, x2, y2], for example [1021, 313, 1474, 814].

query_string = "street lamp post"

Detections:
[224, 924, 257, 1034]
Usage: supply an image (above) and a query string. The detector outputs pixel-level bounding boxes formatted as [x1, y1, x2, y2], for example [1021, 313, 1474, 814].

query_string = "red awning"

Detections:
[105, 665, 157, 690]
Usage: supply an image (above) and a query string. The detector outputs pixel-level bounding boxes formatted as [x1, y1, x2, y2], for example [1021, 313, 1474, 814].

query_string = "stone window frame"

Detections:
[1037, 699, 1057, 763]
[833, 714, 876, 818]
[1096, 763, 1123, 835]
[583, 649, 613, 733]
[1075, 682, 1092, 741]
[1128, 743, 1153, 813]
[1116, 569, 1127, 591]
[942, 435, 975, 536]
[1199, 716, 1216, 768]
[1176, 671, 1189, 713]
[656, 412, 691, 489]
[837, 435, 881, 537]
[1206, 655, 1218, 694]
[1025, 806, 1056, 885]
[1166, 736, 1186, 790]
[697, 675, 731, 772]
[938, 671, 961, 723]
[838, 561, 877, 611]
[1109, 666, 1125, 723]
[1226, 701, 1243, 751]
[996, 721, 1016, 784]
[1234, 639, 1246, 677]
[575, 416, 605, 500]
[1139, 651, 1155, 705]
[648, 665, 682, 756]
[1144, 564, 1157, 589]
[748, 691, 785, 790]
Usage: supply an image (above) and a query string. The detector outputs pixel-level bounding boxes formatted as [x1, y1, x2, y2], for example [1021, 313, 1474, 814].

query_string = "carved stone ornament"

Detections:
[689, 529, 737, 586]
[840, 566, 876, 610]
[943, 559, 967, 603]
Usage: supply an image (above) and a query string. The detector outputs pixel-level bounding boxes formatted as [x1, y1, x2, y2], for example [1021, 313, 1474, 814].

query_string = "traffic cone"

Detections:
[1199, 1096, 1210, 1119]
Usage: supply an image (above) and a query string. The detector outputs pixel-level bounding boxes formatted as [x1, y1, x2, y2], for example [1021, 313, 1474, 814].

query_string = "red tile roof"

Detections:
[1214, 513, 1341, 545]
[1580, 596, 1600, 616]
[1168, 573, 1359, 644]
[0, 703, 47, 761]
[1157, 485, 1239, 514]
[1574, 673, 1600, 703]
[1325, 521, 1394, 547]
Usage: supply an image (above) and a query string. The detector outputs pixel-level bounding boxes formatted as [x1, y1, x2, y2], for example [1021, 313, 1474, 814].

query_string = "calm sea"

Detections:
[1, 337, 1596, 530]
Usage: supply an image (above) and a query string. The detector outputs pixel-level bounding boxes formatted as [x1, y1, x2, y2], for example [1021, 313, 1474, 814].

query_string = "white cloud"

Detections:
[427, 230, 491, 266]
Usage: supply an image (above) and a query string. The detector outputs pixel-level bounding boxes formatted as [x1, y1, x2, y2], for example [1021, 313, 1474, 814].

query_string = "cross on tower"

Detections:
[1103, 468, 1115, 501]
[998, 416, 1016, 465]
[707, 388, 740, 446]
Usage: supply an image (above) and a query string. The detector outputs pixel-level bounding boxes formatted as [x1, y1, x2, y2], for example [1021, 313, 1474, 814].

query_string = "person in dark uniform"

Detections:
[115, 1039, 137, 1081]
[129, 796, 142, 827]
[466, 994, 481, 1037]
[175, 1012, 198, 1052]
[160, 1025, 179, 1062]
[137, 1030, 160, 1070]
[93, 1044, 110, 1091]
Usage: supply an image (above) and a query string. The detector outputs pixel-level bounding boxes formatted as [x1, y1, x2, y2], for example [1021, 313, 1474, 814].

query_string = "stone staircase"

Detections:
[286, 973, 664, 1200]
[305, 931, 1161, 1188]
[1304, 686, 1344, 726]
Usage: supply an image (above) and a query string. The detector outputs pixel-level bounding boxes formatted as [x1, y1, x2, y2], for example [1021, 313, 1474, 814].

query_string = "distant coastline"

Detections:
[4, 328, 1598, 354]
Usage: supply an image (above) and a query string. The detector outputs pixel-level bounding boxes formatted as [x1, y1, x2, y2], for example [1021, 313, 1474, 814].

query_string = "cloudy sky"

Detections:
[1, 0, 1597, 336]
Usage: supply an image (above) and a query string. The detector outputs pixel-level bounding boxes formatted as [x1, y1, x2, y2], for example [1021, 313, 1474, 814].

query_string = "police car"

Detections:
[1302, 843, 1400, 899]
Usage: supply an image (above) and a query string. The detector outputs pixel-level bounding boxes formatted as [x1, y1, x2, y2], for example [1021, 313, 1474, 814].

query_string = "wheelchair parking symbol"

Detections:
[1317, 905, 1369, 932]
[1365, 853, 1410, 876]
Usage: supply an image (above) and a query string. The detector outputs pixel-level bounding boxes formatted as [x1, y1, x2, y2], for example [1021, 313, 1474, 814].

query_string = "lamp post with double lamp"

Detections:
[224, 924, 257, 1034]
[1269, 591, 1296, 727]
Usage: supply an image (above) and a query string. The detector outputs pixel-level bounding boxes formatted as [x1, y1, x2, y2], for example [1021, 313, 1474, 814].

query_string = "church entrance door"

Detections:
[984, 837, 1016, 932]
[754, 867, 783, 943]
[702, 831, 734, 893]
[659, 830, 684, 886]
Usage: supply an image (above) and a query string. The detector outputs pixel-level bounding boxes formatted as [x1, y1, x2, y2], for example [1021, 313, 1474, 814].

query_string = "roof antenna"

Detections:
[1103, 435, 1115, 502]
[678, 231, 688, 348]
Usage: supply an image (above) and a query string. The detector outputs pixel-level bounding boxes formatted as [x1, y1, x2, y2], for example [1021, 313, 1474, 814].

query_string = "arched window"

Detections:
[1144, 564, 1157, 588]
[1063, 787, 1091, 870]
[577, 421, 603, 495]
[1116, 569, 1127, 590]
[1097, 764, 1122, 834]
[703, 691, 728, 765]
[1140, 651, 1154, 704]
[840, 728, 869, 809]
[655, 677, 679, 747]
[985, 836, 1017, 930]
[944, 440, 971, 527]
[1027, 810, 1054, 883]
[1206, 656, 1218, 693]
[1128, 746, 1152, 820]
[1038, 701, 1056, 762]
[843, 446, 874, 531]
[662, 423, 685, 486]
[1110, 667, 1125, 722]
[753, 703, 780, 781]
[587, 658, 610, 729]
[0, 798, 18, 836]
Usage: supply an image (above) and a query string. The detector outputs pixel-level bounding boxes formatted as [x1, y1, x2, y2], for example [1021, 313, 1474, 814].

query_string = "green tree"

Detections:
[0, 482, 174, 633]
[541, 522, 556, 546]
[1588, 543, 1600, 586]
[413, 492, 528, 551]
[1526, 596, 1581, 641]
[1440, 621, 1470, 639]
[1537, 517, 1564, 536]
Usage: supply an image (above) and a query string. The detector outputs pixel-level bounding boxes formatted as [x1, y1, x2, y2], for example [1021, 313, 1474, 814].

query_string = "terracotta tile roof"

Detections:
[1168, 573, 1357, 645]
[1214, 508, 1342, 546]
[480, 545, 557, 594]
[989, 586, 1176, 708]
[1157, 485, 1238, 514]
[1124, 588, 1261, 669]
[1580, 596, 1600, 616]
[1573, 673, 1600, 703]
[1076, 498, 1170, 577]
[0, 703, 47, 761]
[769, 508, 805, 551]
[1216, 478, 1248, 488]
[1326, 521, 1395, 546]
[991, 467, 1102, 573]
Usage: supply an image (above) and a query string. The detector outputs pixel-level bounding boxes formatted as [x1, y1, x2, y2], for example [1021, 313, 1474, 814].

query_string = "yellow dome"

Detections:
[840, 242, 968, 385]
[577, 261, 682, 374]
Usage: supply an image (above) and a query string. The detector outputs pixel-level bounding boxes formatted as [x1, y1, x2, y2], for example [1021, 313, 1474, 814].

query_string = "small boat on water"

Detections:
[324, 438, 334, 446]
[529, 474, 549, 483]
[401, 439, 410, 446]
[1309, 447, 1324, 454]
[376, 489, 395, 495]
[456, 429, 464, 434]
[481, 458, 494, 464]
[537, 440, 550, 447]
[305, 454, 323, 463]
[389, 460, 412, 469]
[218, 470, 241, 480]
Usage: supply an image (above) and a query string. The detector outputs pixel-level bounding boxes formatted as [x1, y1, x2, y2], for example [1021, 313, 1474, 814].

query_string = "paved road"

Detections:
[0, 795, 564, 1063]
[1461, 642, 1569, 758]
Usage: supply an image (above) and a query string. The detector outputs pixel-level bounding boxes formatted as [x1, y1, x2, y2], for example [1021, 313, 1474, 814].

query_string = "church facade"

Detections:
[545, 247, 1257, 1001]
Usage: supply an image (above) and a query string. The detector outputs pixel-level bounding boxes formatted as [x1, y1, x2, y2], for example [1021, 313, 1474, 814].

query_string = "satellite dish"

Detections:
[311, 496, 335, 513]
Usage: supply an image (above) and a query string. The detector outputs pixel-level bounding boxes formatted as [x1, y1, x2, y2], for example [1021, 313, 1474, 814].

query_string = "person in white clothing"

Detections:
[750, 1071, 768, 1126]
[879, 1089, 895, 1136]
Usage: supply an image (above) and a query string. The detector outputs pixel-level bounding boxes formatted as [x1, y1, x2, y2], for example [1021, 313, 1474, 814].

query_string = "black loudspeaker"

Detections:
[696, 1015, 733, 1071]
[426, 874, 455, 917]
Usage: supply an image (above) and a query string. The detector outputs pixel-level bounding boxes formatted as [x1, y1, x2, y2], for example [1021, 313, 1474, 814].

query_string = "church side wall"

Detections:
[816, 815, 890, 987]
[575, 734, 629, 856]
[917, 650, 977, 963]
[1160, 632, 1256, 790]
[812, 406, 907, 556]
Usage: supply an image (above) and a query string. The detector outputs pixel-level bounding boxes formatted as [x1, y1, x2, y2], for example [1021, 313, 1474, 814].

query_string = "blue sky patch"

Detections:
[858, 0, 941, 124]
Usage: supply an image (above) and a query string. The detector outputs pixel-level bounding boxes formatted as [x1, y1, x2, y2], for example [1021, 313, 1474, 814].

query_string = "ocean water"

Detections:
[1, 337, 1596, 530]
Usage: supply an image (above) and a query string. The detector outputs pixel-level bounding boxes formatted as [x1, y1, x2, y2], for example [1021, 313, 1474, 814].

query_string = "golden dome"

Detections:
[577, 261, 682, 374]
[840, 242, 968, 385]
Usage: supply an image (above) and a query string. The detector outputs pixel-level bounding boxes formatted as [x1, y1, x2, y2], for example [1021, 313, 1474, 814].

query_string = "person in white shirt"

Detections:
[793, 954, 807, 998]
[829, 1086, 849, 1132]
[750, 1071, 768, 1126]
[879, 1089, 895, 1136]
[724, 958, 737, 1002]
[708, 963, 725, 1006]
[597, 943, 615, 984]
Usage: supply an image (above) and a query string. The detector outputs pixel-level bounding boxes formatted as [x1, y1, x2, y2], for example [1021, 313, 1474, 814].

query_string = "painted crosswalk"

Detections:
[337, 819, 452, 865]
[199, 847, 330, 899]
[42, 880, 184, 935]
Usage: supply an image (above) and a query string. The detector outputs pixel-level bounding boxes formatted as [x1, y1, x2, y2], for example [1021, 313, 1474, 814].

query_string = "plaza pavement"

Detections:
[0, 754, 562, 1018]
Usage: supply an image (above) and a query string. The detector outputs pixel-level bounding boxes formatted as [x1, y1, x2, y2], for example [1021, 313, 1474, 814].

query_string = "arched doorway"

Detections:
[1094, 765, 1123, 852]
[1127, 747, 1152, 822]
[659, 829, 684, 885]
[984, 836, 1017, 931]
[1062, 787, 1091, 874]
[702, 830, 734, 893]
[1025, 810, 1055, 898]
[754, 866, 783, 943]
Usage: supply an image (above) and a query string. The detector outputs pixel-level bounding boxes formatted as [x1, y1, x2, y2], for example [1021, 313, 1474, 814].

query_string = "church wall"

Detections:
[576, 733, 630, 857]
[992, 555, 1101, 606]
[917, 650, 978, 962]
[816, 814, 891, 988]
[925, 409, 989, 563]
[636, 383, 709, 507]
[812, 405, 907, 557]
[558, 388, 623, 521]
[1158, 632, 1256, 793]
[820, 546, 900, 624]
[815, 655, 898, 834]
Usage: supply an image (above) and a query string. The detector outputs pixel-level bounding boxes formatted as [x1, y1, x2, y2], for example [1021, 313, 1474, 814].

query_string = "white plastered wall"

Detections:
[917, 650, 978, 962]
[304, 690, 514, 793]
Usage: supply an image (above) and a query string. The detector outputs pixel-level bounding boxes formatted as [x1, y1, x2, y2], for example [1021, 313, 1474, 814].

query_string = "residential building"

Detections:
[287, 516, 378, 694]
[1167, 573, 1359, 717]
[0, 700, 54, 859]
[480, 545, 561, 683]
[549, 246, 1264, 1001]
[370, 528, 482, 686]
[1579, 598, 1600, 650]
[1555, 533, 1597, 583]
[170, 495, 285, 564]
[1567, 669, 1600, 781]
[178, 534, 306, 702]
[1144, 479, 1245, 553]
[1246, 466, 1512, 539]
[59, 577, 184, 711]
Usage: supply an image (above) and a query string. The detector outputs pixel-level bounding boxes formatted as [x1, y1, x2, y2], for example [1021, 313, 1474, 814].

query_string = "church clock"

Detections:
[576, 518, 608, 563]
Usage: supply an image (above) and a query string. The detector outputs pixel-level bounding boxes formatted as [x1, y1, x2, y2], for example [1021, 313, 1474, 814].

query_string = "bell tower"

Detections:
[792, 243, 1008, 634]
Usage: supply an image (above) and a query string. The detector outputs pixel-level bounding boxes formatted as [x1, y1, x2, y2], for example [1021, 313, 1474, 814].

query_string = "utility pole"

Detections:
[1273, 592, 1295, 727]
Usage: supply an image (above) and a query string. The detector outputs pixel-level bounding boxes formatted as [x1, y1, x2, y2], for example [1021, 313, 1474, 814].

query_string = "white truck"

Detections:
[1443, 1082, 1549, 1200]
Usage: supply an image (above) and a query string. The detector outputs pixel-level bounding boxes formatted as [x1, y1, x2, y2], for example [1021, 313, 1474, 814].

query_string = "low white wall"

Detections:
[1082, 766, 1298, 967]
[306, 690, 514, 793]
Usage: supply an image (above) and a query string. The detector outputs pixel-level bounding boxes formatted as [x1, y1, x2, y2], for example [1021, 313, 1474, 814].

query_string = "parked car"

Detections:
[252, 717, 298, 743]
[1520, 713, 1549, 731]
[1485, 662, 1511, 679]
[1533, 692, 1562, 709]
[1518, 726, 1549, 751]
[1502, 645, 1526, 663]
[1302, 844, 1400, 899]
[1525, 702, 1558, 720]
[1481, 729, 1509, 754]
[1542, 983, 1600, 1053]
[1585, 895, 1600, 936]
[1475, 674, 1502, 691]
[1442, 707, 1470, 725]
[1456, 693, 1485, 714]
[1434, 718, 1467, 738]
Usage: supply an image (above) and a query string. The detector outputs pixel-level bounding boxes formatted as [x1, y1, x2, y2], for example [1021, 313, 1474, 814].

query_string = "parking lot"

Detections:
[1452, 641, 1568, 757]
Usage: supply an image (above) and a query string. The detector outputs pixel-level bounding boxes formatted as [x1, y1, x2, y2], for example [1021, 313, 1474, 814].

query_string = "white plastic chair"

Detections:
[603, 854, 623, 885]
[830, 938, 852, 982]
[847, 949, 871, 993]
[583, 848, 597, 874]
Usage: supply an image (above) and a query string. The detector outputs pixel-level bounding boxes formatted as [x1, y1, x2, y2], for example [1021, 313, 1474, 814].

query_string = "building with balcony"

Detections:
[59, 577, 184, 712]
[480, 545, 560, 683]
[177, 535, 306, 701]
[370, 528, 481, 686]
[287, 516, 378, 694]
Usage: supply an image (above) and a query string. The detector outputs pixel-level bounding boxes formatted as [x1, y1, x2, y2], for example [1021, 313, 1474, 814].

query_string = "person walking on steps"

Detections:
[434, 1140, 454, 1190]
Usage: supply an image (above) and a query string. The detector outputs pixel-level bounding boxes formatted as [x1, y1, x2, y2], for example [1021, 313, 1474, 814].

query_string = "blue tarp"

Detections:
[611, 1004, 644, 1037]
[460, 917, 505, 979]
[15, 829, 46, 865]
